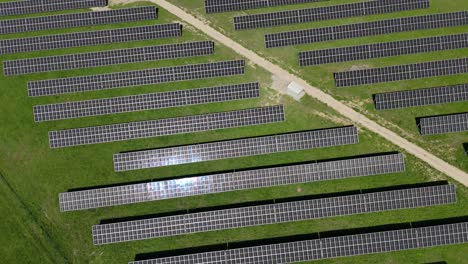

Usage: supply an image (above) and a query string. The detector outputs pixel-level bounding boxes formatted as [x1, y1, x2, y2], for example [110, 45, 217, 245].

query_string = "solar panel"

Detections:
[59, 153, 405, 212]
[299, 33, 468, 66]
[4, 41, 214, 76]
[418, 112, 468, 135]
[33, 82, 260, 122]
[334, 58, 468, 87]
[204, 0, 327, 14]
[234, 0, 429, 30]
[48, 106, 285, 148]
[113, 126, 359, 172]
[0, 0, 107, 17]
[374, 83, 468, 110]
[0, 6, 157, 35]
[0, 24, 182, 55]
[129, 221, 468, 264]
[27, 60, 245, 97]
[265, 11, 468, 48]
[92, 184, 456, 245]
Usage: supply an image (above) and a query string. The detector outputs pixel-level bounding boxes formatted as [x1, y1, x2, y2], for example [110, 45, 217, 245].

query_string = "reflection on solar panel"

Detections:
[205, 0, 326, 13]
[0, 6, 157, 35]
[130, 221, 468, 264]
[418, 112, 468, 135]
[59, 153, 405, 212]
[265, 11, 468, 48]
[0, 0, 107, 17]
[113, 126, 359, 172]
[28, 60, 245, 97]
[374, 83, 468, 110]
[334, 58, 468, 87]
[299, 33, 468, 66]
[92, 184, 455, 245]
[34, 82, 260, 122]
[49, 106, 285, 148]
[0, 24, 182, 55]
[234, 0, 429, 30]
[4, 41, 214, 76]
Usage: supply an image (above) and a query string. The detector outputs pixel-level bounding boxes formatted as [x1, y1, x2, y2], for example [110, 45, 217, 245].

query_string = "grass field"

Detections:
[168, 0, 468, 172]
[0, 1, 467, 263]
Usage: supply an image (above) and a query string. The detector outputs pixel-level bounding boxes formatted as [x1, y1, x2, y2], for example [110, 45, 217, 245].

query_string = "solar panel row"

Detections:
[113, 126, 359, 172]
[27, 60, 245, 97]
[204, 0, 326, 13]
[265, 11, 468, 48]
[4, 41, 214, 76]
[334, 58, 468, 87]
[59, 153, 405, 212]
[0, 0, 107, 17]
[234, 0, 429, 30]
[374, 83, 468, 110]
[93, 184, 455, 245]
[48, 105, 285, 148]
[418, 112, 468, 135]
[129, 221, 468, 264]
[0, 24, 182, 55]
[299, 33, 468, 66]
[0, 6, 157, 35]
[33, 82, 260, 122]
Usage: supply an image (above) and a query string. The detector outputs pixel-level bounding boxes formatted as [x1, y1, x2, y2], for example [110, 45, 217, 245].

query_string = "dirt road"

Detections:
[112, 0, 468, 186]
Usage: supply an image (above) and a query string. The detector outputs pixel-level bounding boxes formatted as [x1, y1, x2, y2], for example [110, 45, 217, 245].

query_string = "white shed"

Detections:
[287, 81, 305, 101]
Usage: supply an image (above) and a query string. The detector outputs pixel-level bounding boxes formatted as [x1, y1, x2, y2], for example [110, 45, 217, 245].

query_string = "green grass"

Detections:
[0, 1, 467, 263]
[168, 0, 468, 172]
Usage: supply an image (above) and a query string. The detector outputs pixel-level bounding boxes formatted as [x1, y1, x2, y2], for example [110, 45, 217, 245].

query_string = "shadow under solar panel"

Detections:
[299, 33, 468, 66]
[92, 184, 455, 245]
[234, 0, 429, 30]
[27, 60, 245, 96]
[0, 6, 157, 35]
[113, 126, 359, 172]
[204, 0, 327, 13]
[0, 24, 182, 55]
[4, 41, 214, 76]
[59, 153, 405, 212]
[0, 0, 107, 17]
[33, 82, 260, 122]
[129, 220, 468, 263]
[48, 105, 285, 148]
[417, 112, 468, 135]
[374, 83, 468, 110]
[334, 58, 468, 87]
[266, 11, 468, 48]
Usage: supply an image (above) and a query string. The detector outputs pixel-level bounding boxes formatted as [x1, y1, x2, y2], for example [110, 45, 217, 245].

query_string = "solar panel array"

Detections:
[129, 221, 468, 264]
[113, 126, 359, 172]
[265, 11, 468, 48]
[59, 153, 405, 212]
[0, 6, 157, 35]
[418, 112, 468, 135]
[4, 41, 214, 76]
[28, 60, 245, 97]
[334, 58, 468, 87]
[0, 0, 107, 17]
[48, 106, 285, 148]
[374, 83, 468, 110]
[204, 0, 326, 13]
[299, 33, 468, 66]
[234, 0, 429, 30]
[0, 24, 182, 55]
[33, 82, 260, 122]
[92, 184, 456, 245]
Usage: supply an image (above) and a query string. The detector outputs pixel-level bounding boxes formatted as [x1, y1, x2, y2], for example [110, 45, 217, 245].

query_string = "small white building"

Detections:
[287, 81, 305, 101]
